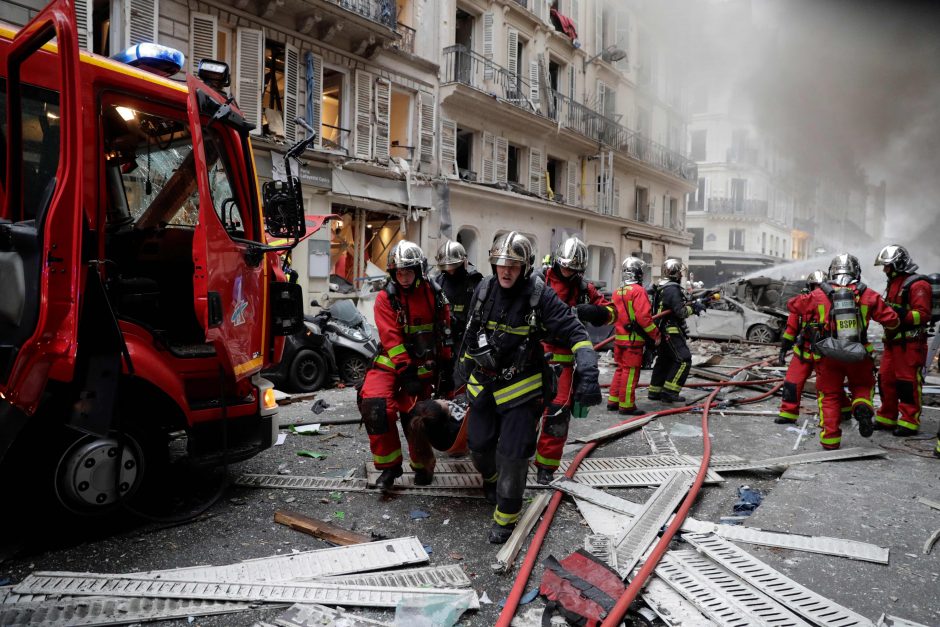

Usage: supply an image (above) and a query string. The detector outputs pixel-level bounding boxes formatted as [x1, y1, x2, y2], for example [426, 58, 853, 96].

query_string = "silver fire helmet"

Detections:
[828, 253, 861, 286]
[621, 256, 645, 285]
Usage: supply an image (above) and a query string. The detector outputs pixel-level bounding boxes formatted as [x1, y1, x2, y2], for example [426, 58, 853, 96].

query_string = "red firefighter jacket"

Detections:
[612, 283, 660, 348]
[373, 279, 452, 377]
[781, 293, 820, 360]
[542, 267, 614, 359]
[790, 282, 899, 356]
[883, 273, 932, 343]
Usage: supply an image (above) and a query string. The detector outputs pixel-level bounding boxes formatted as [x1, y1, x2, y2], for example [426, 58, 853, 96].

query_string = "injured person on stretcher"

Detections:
[401, 396, 470, 485]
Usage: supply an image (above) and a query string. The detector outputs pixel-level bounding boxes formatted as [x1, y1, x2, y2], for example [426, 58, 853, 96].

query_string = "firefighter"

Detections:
[359, 241, 453, 490]
[793, 253, 899, 449]
[648, 258, 706, 403]
[434, 240, 483, 359]
[456, 232, 601, 543]
[609, 257, 660, 416]
[873, 245, 932, 436]
[535, 237, 615, 484]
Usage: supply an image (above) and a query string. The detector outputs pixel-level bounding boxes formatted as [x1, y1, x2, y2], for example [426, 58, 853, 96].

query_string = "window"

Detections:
[389, 90, 414, 162]
[508, 144, 522, 185]
[761, 232, 766, 255]
[456, 127, 474, 181]
[546, 156, 563, 201]
[731, 178, 747, 213]
[635, 186, 650, 222]
[689, 228, 704, 250]
[693, 177, 707, 212]
[321, 69, 347, 150]
[690, 130, 707, 161]
[81, 0, 158, 57]
[729, 229, 744, 251]
[261, 40, 300, 142]
[669, 197, 679, 229]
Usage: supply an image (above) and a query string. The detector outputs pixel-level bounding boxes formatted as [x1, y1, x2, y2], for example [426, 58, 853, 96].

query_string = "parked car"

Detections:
[686, 295, 785, 343]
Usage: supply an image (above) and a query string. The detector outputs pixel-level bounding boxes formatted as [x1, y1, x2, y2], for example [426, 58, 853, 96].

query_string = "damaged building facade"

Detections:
[2, 0, 695, 306]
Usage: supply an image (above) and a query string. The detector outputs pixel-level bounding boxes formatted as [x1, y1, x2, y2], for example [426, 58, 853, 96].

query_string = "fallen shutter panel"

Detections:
[236, 28, 264, 135]
[374, 78, 391, 163]
[354, 70, 374, 160]
[283, 43, 300, 143]
[189, 13, 217, 76]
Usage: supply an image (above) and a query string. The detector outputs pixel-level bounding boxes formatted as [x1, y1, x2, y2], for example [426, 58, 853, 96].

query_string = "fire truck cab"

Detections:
[0, 0, 305, 517]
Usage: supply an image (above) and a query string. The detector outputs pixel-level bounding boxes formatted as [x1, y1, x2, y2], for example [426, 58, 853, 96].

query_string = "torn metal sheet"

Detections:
[0, 596, 259, 627]
[584, 534, 618, 570]
[875, 615, 931, 627]
[643, 422, 679, 455]
[235, 474, 369, 491]
[273, 602, 392, 626]
[612, 473, 694, 577]
[554, 476, 643, 516]
[315, 564, 471, 588]
[493, 492, 551, 573]
[712, 447, 885, 472]
[573, 414, 656, 442]
[656, 551, 812, 626]
[641, 576, 718, 627]
[131, 537, 429, 582]
[683, 533, 874, 626]
[13, 573, 480, 610]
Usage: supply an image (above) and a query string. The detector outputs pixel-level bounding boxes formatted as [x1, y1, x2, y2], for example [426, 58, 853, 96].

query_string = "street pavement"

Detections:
[2, 346, 939, 626]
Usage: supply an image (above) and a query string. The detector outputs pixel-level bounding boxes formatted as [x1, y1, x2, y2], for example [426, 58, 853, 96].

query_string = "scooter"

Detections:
[310, 299, 380, 386]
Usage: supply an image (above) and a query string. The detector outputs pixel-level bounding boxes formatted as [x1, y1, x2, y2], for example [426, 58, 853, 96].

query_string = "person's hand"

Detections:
[776, 349, 788, 367]
[572, 349, 602, 407]
[576, 303, 609, 325]
[691, 299, 707, 315]
[398, 362, 422, 395]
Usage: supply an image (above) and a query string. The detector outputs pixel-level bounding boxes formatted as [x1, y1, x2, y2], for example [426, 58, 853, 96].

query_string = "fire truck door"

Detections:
[186, 76, 265, 381]
[0, 0, 83, 412]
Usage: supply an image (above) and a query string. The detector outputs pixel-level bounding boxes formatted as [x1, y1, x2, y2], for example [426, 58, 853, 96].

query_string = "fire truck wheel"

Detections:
[289, 349, 327, 392]
[747, 323, 776, 343]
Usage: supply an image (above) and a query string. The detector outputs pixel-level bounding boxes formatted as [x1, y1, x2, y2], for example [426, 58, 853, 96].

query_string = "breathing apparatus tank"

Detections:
[831, 288, 860, 342]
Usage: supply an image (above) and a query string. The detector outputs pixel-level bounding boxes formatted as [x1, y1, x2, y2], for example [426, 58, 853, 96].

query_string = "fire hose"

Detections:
[495, 357, 780, 627]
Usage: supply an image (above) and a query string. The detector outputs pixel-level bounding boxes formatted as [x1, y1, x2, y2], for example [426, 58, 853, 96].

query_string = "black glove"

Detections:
[777, 339, 794, 366]
[690, 299, 707, 315]
[437, 366, 455, 397]
[572, 348, 602, 407]
[399, 363, 422, 396]
[576, 303, 609, 326]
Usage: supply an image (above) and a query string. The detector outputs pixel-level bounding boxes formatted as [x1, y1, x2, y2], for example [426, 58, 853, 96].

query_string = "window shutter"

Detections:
[417, 92, 436, 171]
[307, 52, 323, 149]
[127, 0, 158, 47]
[507, 29, 519, 79]
[483, 12, 495, 80]
[190, 13, 217, 75]
[495, 136, 508, 183]
[566, 160, 579, 206]
[596, 81, 607, 116]
[529, 60, 540, 108]
[481, 132, 495, 184]
[353, 70, 374, 160]
[529, 148, 544, 196]
[613, 179, 621, 216]
[440, 118, 458, 178]
[373, 78, 391, 163]
[283, 43, 300, 143]
[235, 28, 264, 136]
[75, 0, 93, 51]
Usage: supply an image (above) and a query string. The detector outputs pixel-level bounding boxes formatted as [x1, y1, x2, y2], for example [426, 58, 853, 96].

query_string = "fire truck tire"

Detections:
[289, 349, 327, 392]
[337, 350, 370, 386]
[747, 323, 776, 343]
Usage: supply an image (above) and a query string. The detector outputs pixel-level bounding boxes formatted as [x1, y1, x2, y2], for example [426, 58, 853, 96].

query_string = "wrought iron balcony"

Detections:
[323, 0, 397, 30]
[442, 45, 698, 183]
[705, 197, 769, 217]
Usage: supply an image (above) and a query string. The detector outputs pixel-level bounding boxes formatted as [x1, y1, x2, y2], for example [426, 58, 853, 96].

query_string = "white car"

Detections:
[684, 296, 785, 343]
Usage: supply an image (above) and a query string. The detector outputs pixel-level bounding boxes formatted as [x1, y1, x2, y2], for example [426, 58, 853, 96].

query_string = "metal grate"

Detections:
[131, 537, 428, 582]
[13, 574, 479, 609]
[315, 564, 471, 589]
[613, 473, 693, 577]
[642, 576, 718, 627]
[235, 474, 368, 491]
[656, 551, 811, 626]
[273, 602, 392, 626]
[714, 525, 889, 564]
[584, 534, 618, 570]
[643, 422, 679, 455]
[712, 447, 885, 472]
[682, 533, 874, 626]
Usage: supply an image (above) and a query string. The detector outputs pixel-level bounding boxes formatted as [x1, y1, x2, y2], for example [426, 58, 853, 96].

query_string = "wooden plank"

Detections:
[274, 510, 372, 546]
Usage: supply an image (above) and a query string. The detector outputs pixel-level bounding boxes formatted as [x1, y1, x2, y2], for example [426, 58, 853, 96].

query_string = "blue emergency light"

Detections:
[111, 43, 185, 77]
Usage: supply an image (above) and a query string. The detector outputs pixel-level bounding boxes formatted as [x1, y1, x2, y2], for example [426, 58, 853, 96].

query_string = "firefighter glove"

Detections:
[399, 363, 423, 396]
[437, 365, 455, 397]
[576, 303, 610, 325]
[572, 348, 602, 407]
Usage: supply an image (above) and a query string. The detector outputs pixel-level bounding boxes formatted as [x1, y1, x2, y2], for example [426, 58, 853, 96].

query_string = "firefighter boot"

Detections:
[619, 406, 644, 416]
[488, 522, 516, 544]
[482, 478, 498, 504]
[854, 405, 874, 438]
[893, 425, 918, 437]
[536, 467, 555, 485]
[414, 467, 434, 486]
[607, 402, 619, 412]
[375, 465, 403, 492]
[660, 392, 687, 404]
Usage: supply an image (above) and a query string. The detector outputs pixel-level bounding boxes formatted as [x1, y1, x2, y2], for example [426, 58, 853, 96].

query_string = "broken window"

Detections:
[321, 69, 348, 151]
[729, 229, 745, 251]
[261, 40, 300, 142]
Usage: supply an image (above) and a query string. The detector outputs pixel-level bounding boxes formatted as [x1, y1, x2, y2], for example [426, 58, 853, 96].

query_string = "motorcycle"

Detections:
[310, 298, 380, 387]
[262, 316, 333, 393]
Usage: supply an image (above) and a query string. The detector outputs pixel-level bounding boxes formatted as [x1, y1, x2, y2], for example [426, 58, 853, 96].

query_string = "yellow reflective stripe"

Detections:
[467, 384, 483, 397]
[819, 434, 841, 445]
[782, 332, 795, 341]
[860, 304, 869, 325]
[405, 323, 434, 333]
[912, 311, 921, 325]
[874, 415, 896, 426]
[608, 393, 620, 403]
[778, 411, 799, 420]
[374, 355, 395, 369]
[536, 453, 560, 467]
[628, 300, 636, 324]
[648, 385, 662, 393]
[485, 321, 530, 335]
[410, 461, 425, 469]
[388, 344, 408, 357]
[484, 472, 498, 484]
[621, 368, 637, 408]
[550, 354, 575, 363]
[572, 341, 593, 352]
[666, 326, 681, 333]
[643, 323, 657, 333]
[493, 508, 521, 526]
[604, 305, 616, 323]
[817, 304, 825, 322]
[896, 419, 919, 431]
[614, 334, 634, 341]
[494, 373, 542, 405]
[935, 439, 940, 454]
[417, 366, 432, 376]
[373, 449, 402, 464]
[452, 305, 465, 312]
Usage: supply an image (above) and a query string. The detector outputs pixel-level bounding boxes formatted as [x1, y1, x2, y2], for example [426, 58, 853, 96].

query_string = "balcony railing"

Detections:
[325, 0, 397, 30]
[706, 197, 768, 217]
[394, 22, 415, 53]
[442, 45, 698, 183]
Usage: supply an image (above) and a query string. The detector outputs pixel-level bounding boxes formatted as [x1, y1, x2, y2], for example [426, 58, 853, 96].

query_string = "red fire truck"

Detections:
[0, 0, 308, 518]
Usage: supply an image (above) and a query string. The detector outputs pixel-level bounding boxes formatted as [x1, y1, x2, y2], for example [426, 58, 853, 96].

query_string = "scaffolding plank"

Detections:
[13, 574, 479, 610]
[683, 533, 874, 626]
[612, 473, 694, 577]
[130, 537, 428, 582]
[656, 551, 811, 627]
[315, 564, 471, 589]
[642, 576, 718, 627]
[493, 492, 552, 573]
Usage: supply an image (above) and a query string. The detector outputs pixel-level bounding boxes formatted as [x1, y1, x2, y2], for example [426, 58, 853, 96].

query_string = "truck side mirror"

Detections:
[261, 176, 305, 241]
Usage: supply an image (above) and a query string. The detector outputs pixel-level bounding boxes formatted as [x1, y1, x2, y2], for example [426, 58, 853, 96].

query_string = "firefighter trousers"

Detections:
[815, 356, 876, 449]
[468, 388, 542, 528]
[536, 363, 572, 470]
[359, 368, 433, 470]
[778, 355, 851, 423]
[649, 333, 691, 396]
[876, 340, 926, 432]
[609, 345, 644, 410]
